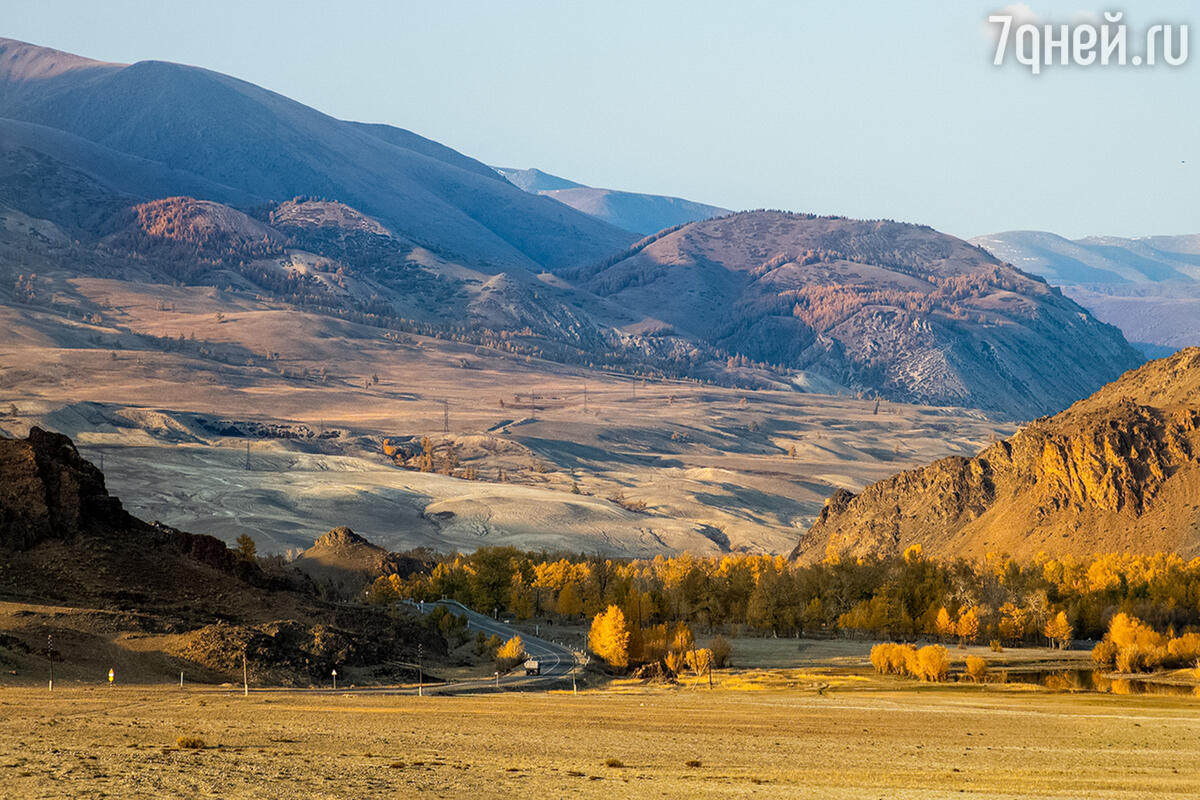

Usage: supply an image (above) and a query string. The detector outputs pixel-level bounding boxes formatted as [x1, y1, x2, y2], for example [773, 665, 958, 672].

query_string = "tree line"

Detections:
[367, 545, 1200, 646]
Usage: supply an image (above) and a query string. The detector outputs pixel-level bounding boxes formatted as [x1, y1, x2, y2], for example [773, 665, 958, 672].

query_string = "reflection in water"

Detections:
[1001, 669, 1197, 697]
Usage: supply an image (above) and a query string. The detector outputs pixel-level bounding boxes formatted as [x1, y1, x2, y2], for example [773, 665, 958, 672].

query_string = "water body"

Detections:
[1000, 669, 1199, 697]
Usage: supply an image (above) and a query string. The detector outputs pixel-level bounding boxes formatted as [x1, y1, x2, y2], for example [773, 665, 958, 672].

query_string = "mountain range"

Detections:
[0, 37, 635, 271]
[971, 230, 1200, 357]
[0, 36, 1148, 420]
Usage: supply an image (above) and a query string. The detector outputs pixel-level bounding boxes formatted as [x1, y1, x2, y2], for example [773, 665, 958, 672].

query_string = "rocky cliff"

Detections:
[792, 348, 1200, 561]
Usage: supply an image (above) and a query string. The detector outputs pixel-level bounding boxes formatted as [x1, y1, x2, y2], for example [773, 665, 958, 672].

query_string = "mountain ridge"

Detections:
[792, 347, 1200, 561]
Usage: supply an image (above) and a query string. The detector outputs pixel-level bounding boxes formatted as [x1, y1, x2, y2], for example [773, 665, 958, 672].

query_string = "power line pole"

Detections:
[441, 399, 449, 434]
[47, 634, 55, 692]
[242, 652, 248, 696]
[583, 384, 588, 413]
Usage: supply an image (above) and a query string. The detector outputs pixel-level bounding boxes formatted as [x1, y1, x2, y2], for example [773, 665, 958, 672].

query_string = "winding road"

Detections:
[405, 599, 580, 693]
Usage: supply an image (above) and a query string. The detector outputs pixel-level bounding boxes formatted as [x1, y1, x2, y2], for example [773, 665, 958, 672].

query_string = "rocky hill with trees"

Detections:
[793, 348, 1200, 561]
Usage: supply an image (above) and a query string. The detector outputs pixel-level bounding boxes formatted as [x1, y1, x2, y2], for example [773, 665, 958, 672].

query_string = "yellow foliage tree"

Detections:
[588, 605, 630, 670]
[1042, 611, 1073, 649]
[935, 607, 955, 642]
[956, 607, 980, 648]
[556, 583, 583, 617]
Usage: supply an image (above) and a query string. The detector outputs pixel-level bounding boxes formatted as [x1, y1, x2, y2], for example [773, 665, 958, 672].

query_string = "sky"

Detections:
[4, 1, 1197, 239]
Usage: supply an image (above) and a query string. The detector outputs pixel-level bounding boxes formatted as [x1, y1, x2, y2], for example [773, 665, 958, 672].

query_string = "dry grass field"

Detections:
[2, 685, 1198, 799]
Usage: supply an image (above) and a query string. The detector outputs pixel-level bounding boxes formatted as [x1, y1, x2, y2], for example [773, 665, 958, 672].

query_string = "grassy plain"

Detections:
[2, 684, 1198, 799]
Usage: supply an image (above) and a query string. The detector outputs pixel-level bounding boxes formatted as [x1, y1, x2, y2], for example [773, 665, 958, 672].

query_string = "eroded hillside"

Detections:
[794, 348, 1200, 561]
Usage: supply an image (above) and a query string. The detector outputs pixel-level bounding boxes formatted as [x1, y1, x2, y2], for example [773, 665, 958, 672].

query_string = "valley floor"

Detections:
[2, 685, 1198, 798]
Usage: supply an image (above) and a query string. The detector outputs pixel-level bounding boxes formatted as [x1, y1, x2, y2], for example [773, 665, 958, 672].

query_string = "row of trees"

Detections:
[368, 547, 1200, 645]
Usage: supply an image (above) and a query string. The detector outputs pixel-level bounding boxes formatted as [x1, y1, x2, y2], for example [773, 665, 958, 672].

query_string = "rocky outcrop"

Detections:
[794, 348, 1200, 560]
[289, 527, 430, 599]
[0, 427, 130, 549]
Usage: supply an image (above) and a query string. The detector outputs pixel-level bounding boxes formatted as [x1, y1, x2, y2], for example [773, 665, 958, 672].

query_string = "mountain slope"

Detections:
[0, 38, 634, 270]
[971, 230, 1200, 355]
[792, 348, 1200, 561]
[579, 211, 1143, 418]
[495, 166, 729, 235]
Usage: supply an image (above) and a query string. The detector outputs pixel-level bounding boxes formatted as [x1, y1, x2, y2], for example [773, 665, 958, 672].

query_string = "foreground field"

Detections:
[2, 686, 1197, 799]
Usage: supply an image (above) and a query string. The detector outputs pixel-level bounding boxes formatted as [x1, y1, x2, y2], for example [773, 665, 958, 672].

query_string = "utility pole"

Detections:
[441, 399, 449, 434]
[417, 643, 424, 697]
[242, 652, 248, 696]
[47, 634, 55, 692]
[582, 384, 588, 413]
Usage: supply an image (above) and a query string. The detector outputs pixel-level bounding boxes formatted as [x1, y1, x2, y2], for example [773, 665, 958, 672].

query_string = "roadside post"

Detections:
[332, 668, 338, 691]
[47, 634, 55, 692]
[108, 668, 114, 687]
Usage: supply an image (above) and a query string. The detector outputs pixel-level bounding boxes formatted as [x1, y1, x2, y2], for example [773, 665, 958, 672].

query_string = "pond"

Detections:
[998, 668, 1199, 697]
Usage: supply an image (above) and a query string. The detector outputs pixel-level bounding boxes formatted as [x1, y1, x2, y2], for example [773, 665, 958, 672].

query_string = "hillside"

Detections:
[290, 527, 429, 599]
[0, 427, 437, 684]
[0, 38, 635, 271]
[971, 230, 1200, 355]
[581, 211, 1143, 418]
[495, 166, 729, 235]
[793, 348, 1200, 561]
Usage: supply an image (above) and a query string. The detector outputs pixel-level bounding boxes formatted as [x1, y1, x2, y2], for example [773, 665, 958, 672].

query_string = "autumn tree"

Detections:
[556, 583, 584, 617]
[956, 607, 980, 648]
[935, 607, 955, 643]
[588, 605, 630, 670]
[235, 534, 257, 561]
[495, 635, 526, 671]
[1043, 611, 1073, 650]
[914, 645, 950, 682]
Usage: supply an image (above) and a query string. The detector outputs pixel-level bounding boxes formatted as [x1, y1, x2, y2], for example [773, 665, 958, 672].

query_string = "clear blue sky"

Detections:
[5, 1, 1197, 239]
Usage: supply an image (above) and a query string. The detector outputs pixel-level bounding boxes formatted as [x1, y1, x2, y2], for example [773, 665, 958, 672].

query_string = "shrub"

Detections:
[604, 758, 625, 768]
[870, 643, 891, 674]
[989, 639, 1003, 652]
[176, 736, 206, 749]
[1094, 613, 1169, 673]
[964, 656, 988, 683]
[914, 645, 950, 682]
[1091, 638, 1119, 667]
[1166, 633, 1200, 665]
[685, 759, 702, 768]
[710, 635, 733, 668]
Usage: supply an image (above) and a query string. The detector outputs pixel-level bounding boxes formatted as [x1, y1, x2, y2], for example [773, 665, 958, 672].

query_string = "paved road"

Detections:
[409, 599, 579, 692]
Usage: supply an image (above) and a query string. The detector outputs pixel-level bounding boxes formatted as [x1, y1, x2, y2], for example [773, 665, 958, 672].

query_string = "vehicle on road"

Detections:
[524, 659, 541, 676]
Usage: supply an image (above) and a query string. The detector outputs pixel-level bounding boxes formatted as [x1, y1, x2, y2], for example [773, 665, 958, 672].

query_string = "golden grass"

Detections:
[1, 685, 1197, 798]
